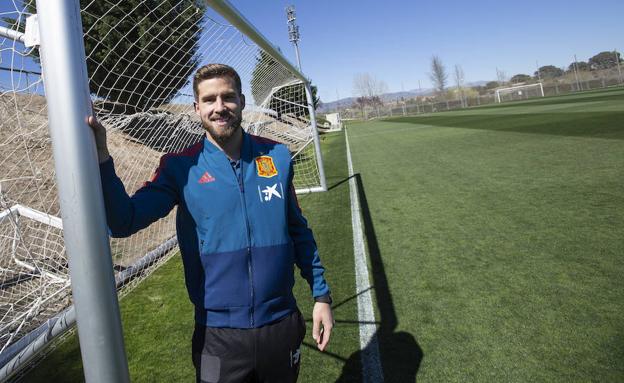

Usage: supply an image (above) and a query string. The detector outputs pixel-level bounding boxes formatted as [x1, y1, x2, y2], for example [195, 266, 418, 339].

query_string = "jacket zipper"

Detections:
[236, 155, 254, 327]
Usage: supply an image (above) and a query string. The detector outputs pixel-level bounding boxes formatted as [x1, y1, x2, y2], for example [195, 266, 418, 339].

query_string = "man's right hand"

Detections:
[88, 115, 111, 163]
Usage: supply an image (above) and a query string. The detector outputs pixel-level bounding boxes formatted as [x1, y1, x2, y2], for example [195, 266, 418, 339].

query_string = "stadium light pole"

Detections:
[615, 49, 622, 84]
[286, 5, 302, 71]
[573, 54, 582, 91]
[283, 4, 327, 192]
[35, 1, 130, 382]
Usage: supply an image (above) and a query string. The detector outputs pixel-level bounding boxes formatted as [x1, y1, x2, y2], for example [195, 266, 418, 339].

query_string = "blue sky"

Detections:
[225, 0, 624, 103]
[1, 1, 622, 104]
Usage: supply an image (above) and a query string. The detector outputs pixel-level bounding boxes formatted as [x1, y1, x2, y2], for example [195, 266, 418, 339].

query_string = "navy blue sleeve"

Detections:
[99, 156, 178, 237]
[287, 163, 330, 298]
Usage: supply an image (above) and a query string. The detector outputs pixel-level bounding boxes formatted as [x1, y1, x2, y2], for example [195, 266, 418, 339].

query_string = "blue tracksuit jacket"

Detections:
[99, 132, 330, 328]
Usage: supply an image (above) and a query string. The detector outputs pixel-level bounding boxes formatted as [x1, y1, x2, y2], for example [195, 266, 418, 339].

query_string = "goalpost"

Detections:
[0, 0, 326, 380]
[495, 83, 544, 103]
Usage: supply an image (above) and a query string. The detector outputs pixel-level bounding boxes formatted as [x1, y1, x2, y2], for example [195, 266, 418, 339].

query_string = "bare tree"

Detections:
[429, 55, 448, 96]
[352, 73, 388, 118]
[496, 67, 507, 86]
[352, 72, 388, 99]
[454, 64, 466, 107]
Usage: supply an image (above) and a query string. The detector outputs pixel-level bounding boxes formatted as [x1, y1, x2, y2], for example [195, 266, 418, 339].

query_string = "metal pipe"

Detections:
[0, 238, 178, 381]
[34, 1, 130, 382]
[304, 81, 327, 191]
[0, 26, 25, 43]
[0, 307, 76, 382]
[295, 186, 326, 195]
[205, 0, 305, 84]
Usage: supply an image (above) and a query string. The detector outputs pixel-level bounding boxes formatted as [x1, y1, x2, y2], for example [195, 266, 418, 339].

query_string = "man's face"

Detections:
[194, 76, 245, 144]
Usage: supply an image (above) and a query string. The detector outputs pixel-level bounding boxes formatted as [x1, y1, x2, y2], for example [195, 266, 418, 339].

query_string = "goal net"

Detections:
[0, 0, 324, 377]
[495, 83, 544, 103]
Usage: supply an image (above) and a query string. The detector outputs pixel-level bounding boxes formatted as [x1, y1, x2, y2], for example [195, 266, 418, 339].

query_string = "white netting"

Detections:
[496, 83, 544, 103]
[0, 0, 323, 368]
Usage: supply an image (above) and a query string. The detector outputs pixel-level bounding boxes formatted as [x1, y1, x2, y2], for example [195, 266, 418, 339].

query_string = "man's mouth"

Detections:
[212, 115, 231, 125]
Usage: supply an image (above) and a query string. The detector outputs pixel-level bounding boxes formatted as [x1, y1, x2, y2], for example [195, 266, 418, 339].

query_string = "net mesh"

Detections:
[496, 83, 544, 102]
[0, 0, 322, 362]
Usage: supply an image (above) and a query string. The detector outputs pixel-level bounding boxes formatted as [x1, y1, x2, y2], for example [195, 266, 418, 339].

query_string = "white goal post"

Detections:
[495, 83, 544, 103]
[0, 0, 327, 380]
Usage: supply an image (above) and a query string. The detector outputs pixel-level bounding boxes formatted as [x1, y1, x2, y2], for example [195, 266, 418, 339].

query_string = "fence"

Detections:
[341, 66, 623, 120]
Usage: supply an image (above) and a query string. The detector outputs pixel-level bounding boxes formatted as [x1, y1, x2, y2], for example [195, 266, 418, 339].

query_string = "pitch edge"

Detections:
[344, 127, 384, 382]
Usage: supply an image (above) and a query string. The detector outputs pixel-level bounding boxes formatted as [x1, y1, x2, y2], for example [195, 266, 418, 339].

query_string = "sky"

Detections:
[223, 0, 624, 103]
[1, 1, 623, 104]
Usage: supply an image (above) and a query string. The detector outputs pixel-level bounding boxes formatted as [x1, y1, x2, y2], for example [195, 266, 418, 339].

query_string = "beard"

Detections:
[202, 112, 243, 145]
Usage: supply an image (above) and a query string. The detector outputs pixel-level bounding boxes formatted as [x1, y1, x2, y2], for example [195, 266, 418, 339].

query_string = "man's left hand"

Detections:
[312, 302, 334, 352]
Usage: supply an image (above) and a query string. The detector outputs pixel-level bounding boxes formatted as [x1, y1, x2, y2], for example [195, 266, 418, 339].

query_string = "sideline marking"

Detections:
[345, 127, 384, 382]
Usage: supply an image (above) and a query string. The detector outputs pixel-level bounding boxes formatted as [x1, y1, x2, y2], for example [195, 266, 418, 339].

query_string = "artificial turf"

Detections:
[21, 87, 624, 382]
[346, 87, 624, 381]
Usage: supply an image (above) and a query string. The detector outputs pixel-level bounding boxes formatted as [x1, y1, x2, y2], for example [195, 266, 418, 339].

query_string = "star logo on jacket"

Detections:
[258, 183, 284, 202]
[255, 156, 278, 178]
[198, 171, 215, 184]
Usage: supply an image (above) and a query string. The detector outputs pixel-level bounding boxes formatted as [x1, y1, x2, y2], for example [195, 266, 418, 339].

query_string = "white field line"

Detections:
[344, 127, 384, 382]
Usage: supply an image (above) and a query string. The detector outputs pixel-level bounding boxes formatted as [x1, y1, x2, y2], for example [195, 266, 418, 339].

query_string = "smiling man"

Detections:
[89, 63, 333, 383]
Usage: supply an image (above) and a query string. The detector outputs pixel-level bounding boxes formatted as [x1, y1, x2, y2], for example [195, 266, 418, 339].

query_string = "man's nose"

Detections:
[214, 97, 227, 112]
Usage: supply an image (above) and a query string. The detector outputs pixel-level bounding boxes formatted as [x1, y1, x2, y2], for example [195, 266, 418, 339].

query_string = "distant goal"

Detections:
[495, 83, 544, 103]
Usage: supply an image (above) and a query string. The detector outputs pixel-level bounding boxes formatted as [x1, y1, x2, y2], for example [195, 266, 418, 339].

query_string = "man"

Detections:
[89, 63, 333, 382]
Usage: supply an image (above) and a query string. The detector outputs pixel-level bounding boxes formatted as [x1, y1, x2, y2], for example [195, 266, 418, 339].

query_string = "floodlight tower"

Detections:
[286, 5, 302, 71]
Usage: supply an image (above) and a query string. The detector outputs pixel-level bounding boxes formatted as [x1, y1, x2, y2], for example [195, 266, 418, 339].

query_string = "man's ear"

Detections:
[240, 94, 246, 111]
[193, 101, 199, 115]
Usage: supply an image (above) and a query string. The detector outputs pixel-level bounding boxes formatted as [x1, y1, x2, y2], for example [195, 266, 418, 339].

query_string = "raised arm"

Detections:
[89, 115, 178, 237]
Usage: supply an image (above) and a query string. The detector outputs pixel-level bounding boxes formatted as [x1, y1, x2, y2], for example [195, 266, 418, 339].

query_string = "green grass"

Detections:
[22, 87, 624, 382]
[347, 87, 624, 381]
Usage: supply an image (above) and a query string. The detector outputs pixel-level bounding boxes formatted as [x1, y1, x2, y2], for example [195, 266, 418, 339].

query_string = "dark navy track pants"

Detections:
[192, 310, 306, 383]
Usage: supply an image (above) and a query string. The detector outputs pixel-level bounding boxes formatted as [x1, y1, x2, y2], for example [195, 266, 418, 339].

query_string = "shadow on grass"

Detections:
[333, 174, 423, 382]
[386, 112, 624, 140]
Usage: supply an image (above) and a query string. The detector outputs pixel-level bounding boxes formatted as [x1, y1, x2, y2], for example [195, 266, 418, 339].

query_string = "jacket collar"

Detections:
[202, 129, 251, 161]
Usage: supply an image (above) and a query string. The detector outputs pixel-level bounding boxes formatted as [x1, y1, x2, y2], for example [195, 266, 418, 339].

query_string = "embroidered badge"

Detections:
[198, 171, 215, 184]
[255, 156, 278, 178]
[258, 183, 283, 202]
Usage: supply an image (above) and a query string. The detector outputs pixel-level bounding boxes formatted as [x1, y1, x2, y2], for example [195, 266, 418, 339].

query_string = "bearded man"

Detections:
[89, 63, 333, 383]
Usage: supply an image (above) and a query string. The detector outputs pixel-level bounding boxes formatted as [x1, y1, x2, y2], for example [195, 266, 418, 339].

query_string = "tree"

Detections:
[534, 65, 564, 79]
[496, 68, 508, 85]
[588, 51, 623, 70]
[429, 56, 448, 95]
[454, 64, 466, 107]
[354, 97, 368, 111]
[352, 73, 388, 116]
[485, 81, 500, 90]
[352, 73, 388, 99]
[510, 74, 532, 84]
[5, 1, 204, 113]
[310, 85, 321, 110]
[567, 61, 590, 72]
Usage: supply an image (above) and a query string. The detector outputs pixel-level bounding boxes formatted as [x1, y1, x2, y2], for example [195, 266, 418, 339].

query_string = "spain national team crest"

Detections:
[255, 156, 278, 178]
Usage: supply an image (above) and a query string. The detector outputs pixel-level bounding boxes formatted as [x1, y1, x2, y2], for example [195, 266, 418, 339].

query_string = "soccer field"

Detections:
[23, 88, 624, 382]
[342, 87, 624, 382]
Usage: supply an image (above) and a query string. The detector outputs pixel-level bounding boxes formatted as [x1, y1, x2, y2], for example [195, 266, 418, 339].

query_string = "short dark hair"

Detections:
[193, 63, 242, 99]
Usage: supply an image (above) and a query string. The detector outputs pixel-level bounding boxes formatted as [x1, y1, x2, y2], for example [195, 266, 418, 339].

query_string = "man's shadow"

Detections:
[333, 173, 423, 382]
